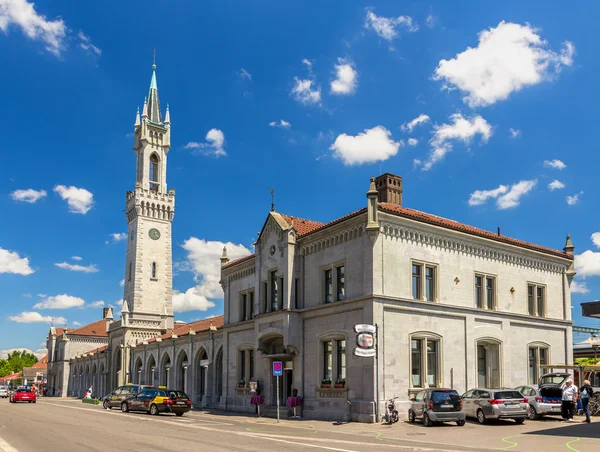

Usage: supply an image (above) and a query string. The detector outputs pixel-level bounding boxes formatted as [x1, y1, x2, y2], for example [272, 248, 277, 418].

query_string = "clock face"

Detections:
[149, 228, 161, 240]
[270, 245, 276, 256]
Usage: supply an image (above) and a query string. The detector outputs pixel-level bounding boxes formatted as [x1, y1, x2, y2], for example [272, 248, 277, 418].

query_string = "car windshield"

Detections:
[539, 375, 567, 385]
[167, 391, 188, 399]
[494, 391, 523, 399]
[431, 391, 459, 402]
[15, 388, 30, 393]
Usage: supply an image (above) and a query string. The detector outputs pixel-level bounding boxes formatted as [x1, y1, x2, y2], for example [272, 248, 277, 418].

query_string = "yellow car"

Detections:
[120, 388, 191, 416]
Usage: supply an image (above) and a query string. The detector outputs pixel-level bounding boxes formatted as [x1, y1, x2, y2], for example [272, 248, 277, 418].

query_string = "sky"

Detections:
[1, 0, 600, 357]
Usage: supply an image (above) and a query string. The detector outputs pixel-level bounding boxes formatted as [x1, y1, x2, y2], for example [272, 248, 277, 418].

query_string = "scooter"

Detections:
[385, 393, 399, 424]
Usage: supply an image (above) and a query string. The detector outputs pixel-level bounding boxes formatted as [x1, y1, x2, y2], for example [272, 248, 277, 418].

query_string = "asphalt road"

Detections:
[0, 398, 598, 452]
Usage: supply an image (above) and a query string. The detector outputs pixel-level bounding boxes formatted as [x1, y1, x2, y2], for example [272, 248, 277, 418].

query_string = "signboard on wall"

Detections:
[354, 324, 376, 357]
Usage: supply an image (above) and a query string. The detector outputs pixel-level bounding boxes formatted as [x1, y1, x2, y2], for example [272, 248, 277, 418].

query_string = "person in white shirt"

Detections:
[561, 379, 578, 421]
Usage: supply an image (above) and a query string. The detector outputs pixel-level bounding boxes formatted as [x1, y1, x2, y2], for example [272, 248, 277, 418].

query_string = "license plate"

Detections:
[441, 404, 452, 408]
[176, 401, 186, 405]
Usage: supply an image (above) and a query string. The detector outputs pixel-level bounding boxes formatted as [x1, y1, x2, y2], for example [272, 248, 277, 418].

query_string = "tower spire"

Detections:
[147, 55, 162, 124]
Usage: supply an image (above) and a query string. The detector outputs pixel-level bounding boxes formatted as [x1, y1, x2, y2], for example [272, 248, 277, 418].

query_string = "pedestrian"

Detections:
[580, 379, 594, 423]
[561, 378, 578, 422]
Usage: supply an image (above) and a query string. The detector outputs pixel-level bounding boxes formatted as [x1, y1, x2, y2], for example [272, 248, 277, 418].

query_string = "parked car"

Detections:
[515, 385, 562, 420]
[120, 388, 191, 416]
[9, 388, 37, 403]
[408, 388, 466, 427]
[461, 389, 527, 424]
[0, 386, 8, 398]
[102, 384, 152, 410]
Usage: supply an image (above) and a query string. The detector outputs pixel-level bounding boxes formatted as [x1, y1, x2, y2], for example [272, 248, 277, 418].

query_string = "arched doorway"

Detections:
[99, 363, 105, 397]
[195, 348, 208, 405]
[176, 351, 188, 393]
[135, 358, 143, 384]
[113, 348, 122, 390]
[215, 347, 223, 399]
[92, 364, 97, 397]
[85, 365, 90, 395]
[146, 355, 157, 387]
[160, 353, 171, 387]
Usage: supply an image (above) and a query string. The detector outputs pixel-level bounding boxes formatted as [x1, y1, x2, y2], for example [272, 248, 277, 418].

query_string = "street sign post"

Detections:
[273, 361, 283, 423]
[353, 323, 380, 422]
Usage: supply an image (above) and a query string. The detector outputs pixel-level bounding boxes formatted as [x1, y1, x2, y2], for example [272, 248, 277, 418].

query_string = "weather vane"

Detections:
[269, 188, 275, 212]
[153, 47, 156, 65]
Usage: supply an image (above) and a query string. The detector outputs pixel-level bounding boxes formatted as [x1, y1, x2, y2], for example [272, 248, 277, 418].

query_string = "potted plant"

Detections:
[321, 378, 332, 388]
[238, 379, 246, 388]
[334, 378, 346, 388]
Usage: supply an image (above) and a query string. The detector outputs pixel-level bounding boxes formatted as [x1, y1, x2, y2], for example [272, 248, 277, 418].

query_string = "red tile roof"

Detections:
[145, 315, 224, 344]
[66, 319, 108, 337]
[378, 202, 571, 259]
[32, 355, 48, 368]
[54, 328, 64, 337]
[223, 254, 255, 268]
[279, 214, 325, 236]
[0, 372, 21, 382]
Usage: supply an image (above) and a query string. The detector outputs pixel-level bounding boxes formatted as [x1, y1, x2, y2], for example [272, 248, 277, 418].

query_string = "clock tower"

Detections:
[122, 61, 175, 332]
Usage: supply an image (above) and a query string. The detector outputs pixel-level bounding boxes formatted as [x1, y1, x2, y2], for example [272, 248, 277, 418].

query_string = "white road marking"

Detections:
[0, 434, 19, 452]
[243, 434, 358, 452]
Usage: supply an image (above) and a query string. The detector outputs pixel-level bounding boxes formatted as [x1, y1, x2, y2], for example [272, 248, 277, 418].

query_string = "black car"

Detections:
[408, 388, 466, 427]
[102, 384, 152, 410]
[120, 388, 191, 416]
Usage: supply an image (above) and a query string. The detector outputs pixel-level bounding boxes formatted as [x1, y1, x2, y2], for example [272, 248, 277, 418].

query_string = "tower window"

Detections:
[149, 154, 159, 191]
[151, 262, 157, 279]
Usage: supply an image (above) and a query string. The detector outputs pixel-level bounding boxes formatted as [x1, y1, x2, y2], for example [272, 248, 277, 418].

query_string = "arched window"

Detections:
[410, 332, 442, 389]
[151, 262, 157, 279]
[149, 154, 159, 191]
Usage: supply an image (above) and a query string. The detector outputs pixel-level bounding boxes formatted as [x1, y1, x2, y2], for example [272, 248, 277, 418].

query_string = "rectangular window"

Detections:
[475, 276, 483, 308]
[241, 293, 247, 321]
[412, 264, 422, 300]
[486, 277, 495, 310]
[528, 283, 546, 317]
[411, 339, 422, 387]
[239, 350, 246, 382]
[248, 292, 254, 320]
[323, 341, 333, 380]
[262, 282, 267, 313]
[279, 278, 284, 309]
[426, 341, 438, 388]
[336, 340, 346, 380]
[337, 266, 345, 301]
[270, 271, 278, 311]
[325, 269, 333, 303]
[294, 278, 299, 309]
[249, 350, 254, 380]
[425, 266, 435, 301]
[475, 274, 496, 310]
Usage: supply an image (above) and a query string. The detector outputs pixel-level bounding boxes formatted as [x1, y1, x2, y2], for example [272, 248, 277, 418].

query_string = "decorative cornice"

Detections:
[380, 221, 569, 274]
[299, 224, 364, 256]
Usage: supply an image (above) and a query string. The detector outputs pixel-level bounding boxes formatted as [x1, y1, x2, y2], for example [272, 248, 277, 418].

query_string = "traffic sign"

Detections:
[272, 361, 283, 376]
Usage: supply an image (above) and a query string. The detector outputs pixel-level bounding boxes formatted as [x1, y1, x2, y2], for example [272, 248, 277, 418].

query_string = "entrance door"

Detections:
[285, 369, 293, 399]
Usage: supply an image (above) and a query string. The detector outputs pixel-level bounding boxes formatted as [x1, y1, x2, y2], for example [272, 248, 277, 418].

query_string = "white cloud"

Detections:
[330, 125, 402, 166]
[34, 294, 85, 309]
[9, 312, 66, 324]
[184, 129, 226, 157]
[72, 321, 81, 326]
[119, 279, 124, 287]
[0, 247, 34, 275]
[425, 14, 437, 29]
[175, 238, 252, 312]
[591, 232, 600, 249]
[468, 185, 509, 206]
[54, 261, 98, 273]
[87, 300, 104, 308]
[291, 78, 321, 105]
[269, 120, 291, 129]
[575, 250, 600, 277]
[330, 58, 358, 95]
[401, 114, 430, 133]
[10, 188, 47, 203]
[468, 180, 536, 209]
[496, 180, 537, 209]
[239, 68, 251, 80]
[544, 159, 567, 170]
[106, 232, 126, 244]
[0, 0, 67, 56]
[407, 138, 418, 146]
[509, 128, 521, 138]
[548, 180, 565, 191]
[71, 256, 82, 261]
[364, 10, 418, 41]
[0, 347, 47, 359]
[566, 191, 583, 206]
[433, 21, 575, 107]
[570, 280, 589, 294]
[421, 113, 492, 171]
[53, 185, 94, 214]
[76, 31, 101, 56]
[301, 58, 312, 68]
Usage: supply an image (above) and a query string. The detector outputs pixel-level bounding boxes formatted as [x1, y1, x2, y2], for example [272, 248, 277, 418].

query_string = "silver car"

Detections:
[461, 388, 527, 424]
[0, 386, 8, 398]
[515, 385, 562, 420]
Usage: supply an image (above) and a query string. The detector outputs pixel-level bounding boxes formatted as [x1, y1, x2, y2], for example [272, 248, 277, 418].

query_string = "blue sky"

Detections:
[1, 0, 599, 356]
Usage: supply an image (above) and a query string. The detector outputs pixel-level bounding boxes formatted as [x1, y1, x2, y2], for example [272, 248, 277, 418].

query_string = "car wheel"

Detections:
[121, 403, 129, 413]
[103, 400, 110, 410]
[423, 413, 432, 427]
[477, 409, 486, 424]
[28, 401, 32, 403]
[527, 405, 538, 420]
[408, 410, 415, 424]
[32, 401, 36, 404]
[176, 412, 184, 417]
[456, 420, 465, 426]
[515, 418, 525, 425]
[150, 404, 159, 416]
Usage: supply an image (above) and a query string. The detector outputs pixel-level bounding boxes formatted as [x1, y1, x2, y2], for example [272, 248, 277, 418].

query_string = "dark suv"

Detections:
[102, 384, 152, 410]
[408, 388, 465, 427]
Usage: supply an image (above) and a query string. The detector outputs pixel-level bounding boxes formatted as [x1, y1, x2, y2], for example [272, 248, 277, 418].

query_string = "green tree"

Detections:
[6, 350, 38, 374]
[575, 357, 600, 366]
[0, 359, 11, 378]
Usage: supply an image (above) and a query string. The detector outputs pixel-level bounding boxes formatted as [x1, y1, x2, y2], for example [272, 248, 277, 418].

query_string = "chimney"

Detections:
[375, 173, 403, 206]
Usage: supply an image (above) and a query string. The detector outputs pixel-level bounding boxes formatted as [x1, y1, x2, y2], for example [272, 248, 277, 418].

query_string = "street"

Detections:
[0, 398, 599, 452]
